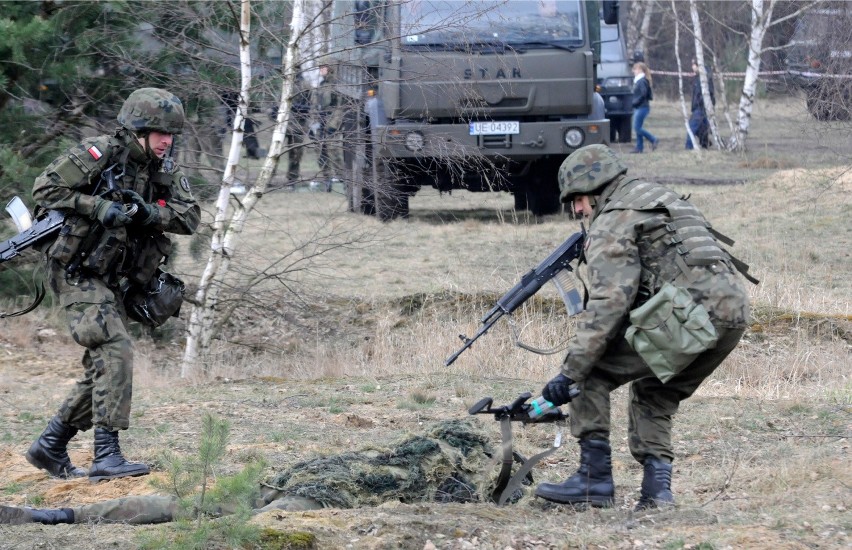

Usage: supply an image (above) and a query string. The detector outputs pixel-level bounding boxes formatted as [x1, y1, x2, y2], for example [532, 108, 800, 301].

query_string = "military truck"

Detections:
[597, 20, 633, 143]
[327, 0, 616, 220]
[785, 4, 851, 121]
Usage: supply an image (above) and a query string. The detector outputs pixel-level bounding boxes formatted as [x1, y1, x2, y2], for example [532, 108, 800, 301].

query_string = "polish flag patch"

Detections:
[87, 146, 103, 160]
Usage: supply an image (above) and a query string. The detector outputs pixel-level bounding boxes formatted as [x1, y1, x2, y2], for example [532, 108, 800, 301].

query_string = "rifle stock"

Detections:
[0, 209, 65, 265]
[444, 229, 585, 366]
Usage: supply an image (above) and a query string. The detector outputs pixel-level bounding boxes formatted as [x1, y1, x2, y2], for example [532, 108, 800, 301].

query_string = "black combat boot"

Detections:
[88, 427, 150, 482]
[635, 456, 675, 511]
[25, 416, 87, 479]
[534, 439, 615, 507]
[28, 507, 75, 525]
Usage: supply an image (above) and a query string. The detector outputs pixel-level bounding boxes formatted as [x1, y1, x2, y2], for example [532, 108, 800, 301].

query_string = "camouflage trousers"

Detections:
[568, 325, 745, 463]
[47, 260, 134, 431]
[317, 127, 343, 180]
[286, 118, 309, 184]
[0, 494, 322, 526]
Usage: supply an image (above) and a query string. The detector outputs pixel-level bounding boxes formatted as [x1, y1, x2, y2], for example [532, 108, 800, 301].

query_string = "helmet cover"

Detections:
[558, 144, 628, 203]
[117, 88, 184, 135]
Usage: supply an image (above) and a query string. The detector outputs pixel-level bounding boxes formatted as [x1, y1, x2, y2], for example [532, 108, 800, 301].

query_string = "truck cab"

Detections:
[785, 5, 851, 121]
[329, 0, 613, 219]
[597, 20, 633, 143]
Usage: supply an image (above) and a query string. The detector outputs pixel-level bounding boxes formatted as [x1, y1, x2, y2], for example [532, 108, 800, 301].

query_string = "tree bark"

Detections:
[675, 1, 701, 156]
[689, 0, 723, 150]
[731, 0, 776, 152]
[181, 0, 313, 377]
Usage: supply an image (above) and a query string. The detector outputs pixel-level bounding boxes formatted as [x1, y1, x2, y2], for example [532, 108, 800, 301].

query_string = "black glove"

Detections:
[93, 200, 132, 228]
[541, 373, 580, 406]
[121, 190, 159, 226]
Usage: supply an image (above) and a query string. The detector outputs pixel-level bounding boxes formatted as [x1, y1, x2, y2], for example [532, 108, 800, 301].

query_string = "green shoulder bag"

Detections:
[625, 282, 719, 383]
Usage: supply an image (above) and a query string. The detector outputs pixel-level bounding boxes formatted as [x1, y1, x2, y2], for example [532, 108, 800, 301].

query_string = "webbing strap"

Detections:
[0, 281, 47, 319]
[497, 445, 560, 506]
[708, 226, 736, 247]
[491, 417, 515, 503]
[730, 255, 760, 285]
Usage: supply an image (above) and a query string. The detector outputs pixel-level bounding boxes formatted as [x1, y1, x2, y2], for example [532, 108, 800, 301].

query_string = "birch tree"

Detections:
[627, 0, 655, 61]
[181, 0, 311, 377]
[688, 0, 722, 150]
[674, 0, 701, 157]
[729, 0, 776, 152]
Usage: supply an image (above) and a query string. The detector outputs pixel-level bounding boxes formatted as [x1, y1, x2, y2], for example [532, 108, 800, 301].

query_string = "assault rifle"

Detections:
[445, 228, 586, 366]
[0, 204, 65, 266]
[0, 200, 65, 318]
[469, 391, 567, 505]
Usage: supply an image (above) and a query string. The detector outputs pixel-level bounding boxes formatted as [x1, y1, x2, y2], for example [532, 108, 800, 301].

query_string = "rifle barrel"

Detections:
[444, 312, 502, 366]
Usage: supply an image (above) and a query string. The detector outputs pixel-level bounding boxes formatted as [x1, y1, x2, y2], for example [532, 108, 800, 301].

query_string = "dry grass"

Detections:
[1, 96, 850, 548]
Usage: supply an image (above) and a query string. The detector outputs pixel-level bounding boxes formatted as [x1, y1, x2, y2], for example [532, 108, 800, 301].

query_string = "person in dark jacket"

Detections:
[686, 60, 716, 150]
[630, 62, 658, 154]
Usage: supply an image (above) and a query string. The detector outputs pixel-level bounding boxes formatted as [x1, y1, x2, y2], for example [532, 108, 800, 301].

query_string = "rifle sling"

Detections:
[491, 417, 515, 503]
[0, 278, 47, 319]
[497, 446, 560, 506]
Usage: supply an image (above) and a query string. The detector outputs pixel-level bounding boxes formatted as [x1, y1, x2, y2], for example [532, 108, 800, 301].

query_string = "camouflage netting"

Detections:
[261, 419, 498, 508]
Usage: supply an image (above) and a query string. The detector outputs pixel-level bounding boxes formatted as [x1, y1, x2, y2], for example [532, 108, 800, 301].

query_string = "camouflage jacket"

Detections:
[561, 176, 750, 382]
[32, 130, 200, 283]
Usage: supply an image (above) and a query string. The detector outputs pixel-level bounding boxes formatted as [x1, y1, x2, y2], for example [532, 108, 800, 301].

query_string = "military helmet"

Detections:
[117, 88, 184, 135]
[558, 144, 628, 203]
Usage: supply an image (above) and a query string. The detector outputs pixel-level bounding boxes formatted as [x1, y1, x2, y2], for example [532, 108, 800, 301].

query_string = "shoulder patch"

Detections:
[87, 145, 103, 160]
[179, 176, 191, 192]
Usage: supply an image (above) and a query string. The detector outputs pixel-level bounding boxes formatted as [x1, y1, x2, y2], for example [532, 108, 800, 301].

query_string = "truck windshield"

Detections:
[400, 0, 584, 47]
[600, 24, 625, 62]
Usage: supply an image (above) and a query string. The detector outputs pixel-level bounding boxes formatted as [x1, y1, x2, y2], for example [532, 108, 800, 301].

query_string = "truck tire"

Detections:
[807, 84, 851, 121]
[373, 158, 409, 221]
[524, 158, 563, 216]
[527, 185, 560, 216]
[513, 190, 528, 211]
[616, 115, 633, 143]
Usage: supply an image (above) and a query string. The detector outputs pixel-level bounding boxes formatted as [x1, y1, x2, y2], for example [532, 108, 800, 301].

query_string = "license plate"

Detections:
[469, 121, 520, 135]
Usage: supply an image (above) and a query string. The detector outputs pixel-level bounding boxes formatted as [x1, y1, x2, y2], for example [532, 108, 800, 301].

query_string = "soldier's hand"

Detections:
[121, 190, 159, 226]
[93, 200, 133, 228]
[541, 373, 580, 406]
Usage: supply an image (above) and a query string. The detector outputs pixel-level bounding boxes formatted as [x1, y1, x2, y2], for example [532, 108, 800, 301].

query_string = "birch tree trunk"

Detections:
[637, 2, 654, 61]
[731, 0, 776, 152]
[674, 0, 701, 157]
[181, 0, 312, 377]
[689, 0, 722, 150]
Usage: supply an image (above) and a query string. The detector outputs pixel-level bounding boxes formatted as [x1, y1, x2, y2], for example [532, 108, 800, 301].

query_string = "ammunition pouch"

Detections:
[624, 282, 719, 383]
[49, 216, 127, 278]
[47, 216, 90, 265]
[124, 269, 184, 327]
[125, 233, 172, 286]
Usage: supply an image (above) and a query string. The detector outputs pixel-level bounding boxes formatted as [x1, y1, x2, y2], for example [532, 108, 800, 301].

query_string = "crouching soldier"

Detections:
[535, 145, 753, 510]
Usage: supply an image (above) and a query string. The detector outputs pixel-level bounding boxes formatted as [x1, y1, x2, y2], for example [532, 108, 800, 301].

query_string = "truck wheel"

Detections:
[373, 158, 408, 221]
[524, 159, 562, 216]
[527, 186, 560, 216]
[617, 115, 633, 143]
[513, 190, 528, 211]
[807, 85, 851, 121]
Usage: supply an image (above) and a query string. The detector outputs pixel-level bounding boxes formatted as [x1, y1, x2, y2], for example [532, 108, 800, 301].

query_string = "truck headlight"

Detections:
[564, 128, 584, 148]
[603, 77, 633, 89]
[404, 131, 424, 152]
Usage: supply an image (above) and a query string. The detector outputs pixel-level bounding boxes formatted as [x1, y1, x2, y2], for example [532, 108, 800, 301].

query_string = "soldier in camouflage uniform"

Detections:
[25, 88, 201, 482]
[285, 71, 313, 188]
[314, 64, 343, 191]
[534, 144, 752, 510]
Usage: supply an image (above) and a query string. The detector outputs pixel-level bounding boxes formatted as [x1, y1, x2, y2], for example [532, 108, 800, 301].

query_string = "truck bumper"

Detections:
[601, 92, 633, 117]
[374, 119, 609, 161]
